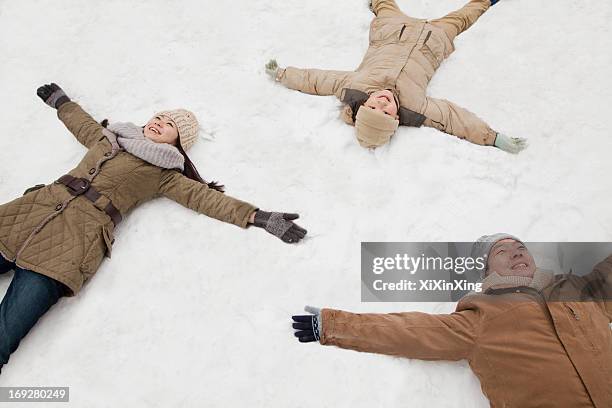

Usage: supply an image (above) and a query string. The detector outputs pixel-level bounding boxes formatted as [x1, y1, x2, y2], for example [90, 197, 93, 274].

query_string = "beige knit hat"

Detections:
[354, 106, 399, 149]
[156, 109, 199, 150]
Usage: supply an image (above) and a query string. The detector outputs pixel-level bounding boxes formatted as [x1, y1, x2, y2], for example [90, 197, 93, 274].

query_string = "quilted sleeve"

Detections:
[158, 170, 257, 228]
[57, 101, 105, 149]
[278, 67, 352, 97]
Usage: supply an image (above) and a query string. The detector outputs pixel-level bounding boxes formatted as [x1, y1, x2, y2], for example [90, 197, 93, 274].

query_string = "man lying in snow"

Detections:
[266, 0, 527, 153]
[292, 234, 612, 407]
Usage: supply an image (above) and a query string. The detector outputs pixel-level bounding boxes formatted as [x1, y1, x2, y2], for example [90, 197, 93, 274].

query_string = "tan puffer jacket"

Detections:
[278, 0, 497, 147]
[320, 257, 612, 407]
[0, 102, 257, 295]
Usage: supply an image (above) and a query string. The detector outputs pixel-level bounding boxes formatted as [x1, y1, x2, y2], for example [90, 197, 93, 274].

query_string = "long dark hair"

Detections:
[101, 119, 225, 193]
[176, 140, 225, 192]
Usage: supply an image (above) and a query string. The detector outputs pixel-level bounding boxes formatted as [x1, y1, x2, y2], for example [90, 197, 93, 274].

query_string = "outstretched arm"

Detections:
[158, 170, 307, 243]
[294, 306, 479, 361]
[159, 170, 257, 228]
[422, 96, 527, 153]
[278, 67, 352, 96]
[266, 60, 352, 97]
[37, 83, 104, 149]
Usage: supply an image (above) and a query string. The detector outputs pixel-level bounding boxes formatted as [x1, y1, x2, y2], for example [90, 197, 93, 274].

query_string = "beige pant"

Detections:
[429, 0, 491, 41]
[374, 0, 491, 44]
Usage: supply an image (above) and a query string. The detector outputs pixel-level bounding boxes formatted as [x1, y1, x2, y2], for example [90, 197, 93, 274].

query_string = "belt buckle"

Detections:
[67, 178, 90, 196]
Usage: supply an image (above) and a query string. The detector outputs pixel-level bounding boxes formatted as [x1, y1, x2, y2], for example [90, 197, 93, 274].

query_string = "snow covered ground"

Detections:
[0, 0, 611, 406]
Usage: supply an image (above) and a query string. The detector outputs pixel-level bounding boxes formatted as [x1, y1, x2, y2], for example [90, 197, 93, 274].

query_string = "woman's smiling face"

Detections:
[143, 115, 179, 145]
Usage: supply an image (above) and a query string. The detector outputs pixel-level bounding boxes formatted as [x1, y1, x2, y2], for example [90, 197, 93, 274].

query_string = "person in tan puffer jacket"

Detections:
[0, 83, 307, 374]
[266, 0, 527, 153]
[292, 234, 612, 407]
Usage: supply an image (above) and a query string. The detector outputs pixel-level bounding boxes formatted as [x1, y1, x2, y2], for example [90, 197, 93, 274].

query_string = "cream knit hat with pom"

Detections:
[156, 109, 199, 150]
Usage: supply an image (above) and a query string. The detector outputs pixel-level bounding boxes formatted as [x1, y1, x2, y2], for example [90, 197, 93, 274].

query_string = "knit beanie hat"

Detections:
[471, 233, 524, 279]
[354, 106, 399, 149]
[155, 109, 199, 151]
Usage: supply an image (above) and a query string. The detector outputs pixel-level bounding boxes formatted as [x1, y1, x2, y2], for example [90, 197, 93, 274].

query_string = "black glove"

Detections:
[252, 211, 307, 244]
[292, 306, 321, 343]
[36, 83, 70, 109]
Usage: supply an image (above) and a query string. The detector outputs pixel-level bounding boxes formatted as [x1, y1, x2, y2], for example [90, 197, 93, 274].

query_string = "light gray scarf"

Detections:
[107, 122, 184, 171]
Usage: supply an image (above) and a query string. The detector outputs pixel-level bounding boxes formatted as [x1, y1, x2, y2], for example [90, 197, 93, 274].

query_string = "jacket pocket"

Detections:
[370, 20, 408, 45]
[420, 31, 443, 69]
[565, 304, 599, 351]
[102, 224, 114, 258]
[80, 225, 113, 282]
[398, 25, 406, 41]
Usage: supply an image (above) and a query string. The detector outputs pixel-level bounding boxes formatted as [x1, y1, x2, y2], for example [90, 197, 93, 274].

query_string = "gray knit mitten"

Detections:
[494, 133, 528, 154]
[265, 59, 283, 81]
[36, 83, 70, 109]
[253, 210, 307, 244]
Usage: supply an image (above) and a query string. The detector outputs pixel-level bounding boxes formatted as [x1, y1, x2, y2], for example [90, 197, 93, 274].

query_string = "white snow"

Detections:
[0, 0, 611, 406]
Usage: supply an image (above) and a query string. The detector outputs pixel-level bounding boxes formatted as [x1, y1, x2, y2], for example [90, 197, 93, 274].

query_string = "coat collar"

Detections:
[340, 88, 426, 127]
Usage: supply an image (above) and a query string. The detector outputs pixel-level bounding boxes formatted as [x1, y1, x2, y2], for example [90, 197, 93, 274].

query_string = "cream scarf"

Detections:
[107, 122, 184, 170]
[480, 268, 555, 293]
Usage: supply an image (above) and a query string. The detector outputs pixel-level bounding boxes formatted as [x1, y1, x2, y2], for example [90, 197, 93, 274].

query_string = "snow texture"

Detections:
[0, 0, 611, 406]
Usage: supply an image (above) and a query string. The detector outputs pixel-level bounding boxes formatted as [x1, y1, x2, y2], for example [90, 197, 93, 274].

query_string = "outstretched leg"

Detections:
[0, 267, 65, 373]
[0, 254, 13, 275]
[430, 0, 492, 41]
[369, 0, 404, 18]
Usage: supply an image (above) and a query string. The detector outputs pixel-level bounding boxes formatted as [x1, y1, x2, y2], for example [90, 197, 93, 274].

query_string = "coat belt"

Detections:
[55, 175, 122, 226]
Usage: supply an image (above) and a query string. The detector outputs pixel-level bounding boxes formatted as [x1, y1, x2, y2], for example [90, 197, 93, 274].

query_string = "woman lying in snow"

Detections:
[266, 0, 527, 153]
[0, 83, 306, 373]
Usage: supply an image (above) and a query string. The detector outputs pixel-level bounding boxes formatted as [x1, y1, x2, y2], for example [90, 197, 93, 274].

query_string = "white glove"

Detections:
[494, 133, 528, 154]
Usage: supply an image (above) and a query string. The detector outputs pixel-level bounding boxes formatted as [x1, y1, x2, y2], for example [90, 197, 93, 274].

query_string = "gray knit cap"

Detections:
[471, 233, 524, 279]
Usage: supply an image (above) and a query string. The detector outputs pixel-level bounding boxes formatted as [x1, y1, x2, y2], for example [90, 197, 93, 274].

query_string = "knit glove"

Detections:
[265, 59, 283, 81]
[252, 210, 307, 243]
[292, 306, 322, 343]
[36, 83, 70, 109]
[494, 133, 528, 154]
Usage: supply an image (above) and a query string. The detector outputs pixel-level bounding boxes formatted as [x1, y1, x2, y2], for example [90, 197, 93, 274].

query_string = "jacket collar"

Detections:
[340, 88, 426, 127]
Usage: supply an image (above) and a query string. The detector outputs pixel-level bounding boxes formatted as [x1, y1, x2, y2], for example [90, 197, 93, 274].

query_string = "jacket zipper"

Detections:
[398, 25, 406, 40]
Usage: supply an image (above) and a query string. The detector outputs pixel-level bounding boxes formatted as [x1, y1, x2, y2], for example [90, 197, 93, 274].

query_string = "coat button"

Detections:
[89, 168, 96, 175]
[55, 204, 63, 211]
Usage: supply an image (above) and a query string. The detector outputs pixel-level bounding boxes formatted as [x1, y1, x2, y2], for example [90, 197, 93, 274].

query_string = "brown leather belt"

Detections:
[56, 175, 122, 226]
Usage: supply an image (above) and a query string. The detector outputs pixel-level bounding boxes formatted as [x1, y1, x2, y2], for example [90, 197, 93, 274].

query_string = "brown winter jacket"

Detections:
[320, 257, 612, 407]
[0, 102, 257, 295]
[278, 0, 497, 148]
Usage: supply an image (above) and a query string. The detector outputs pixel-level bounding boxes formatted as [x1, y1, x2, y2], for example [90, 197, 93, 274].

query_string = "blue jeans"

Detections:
[0, 254, 65, 373]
